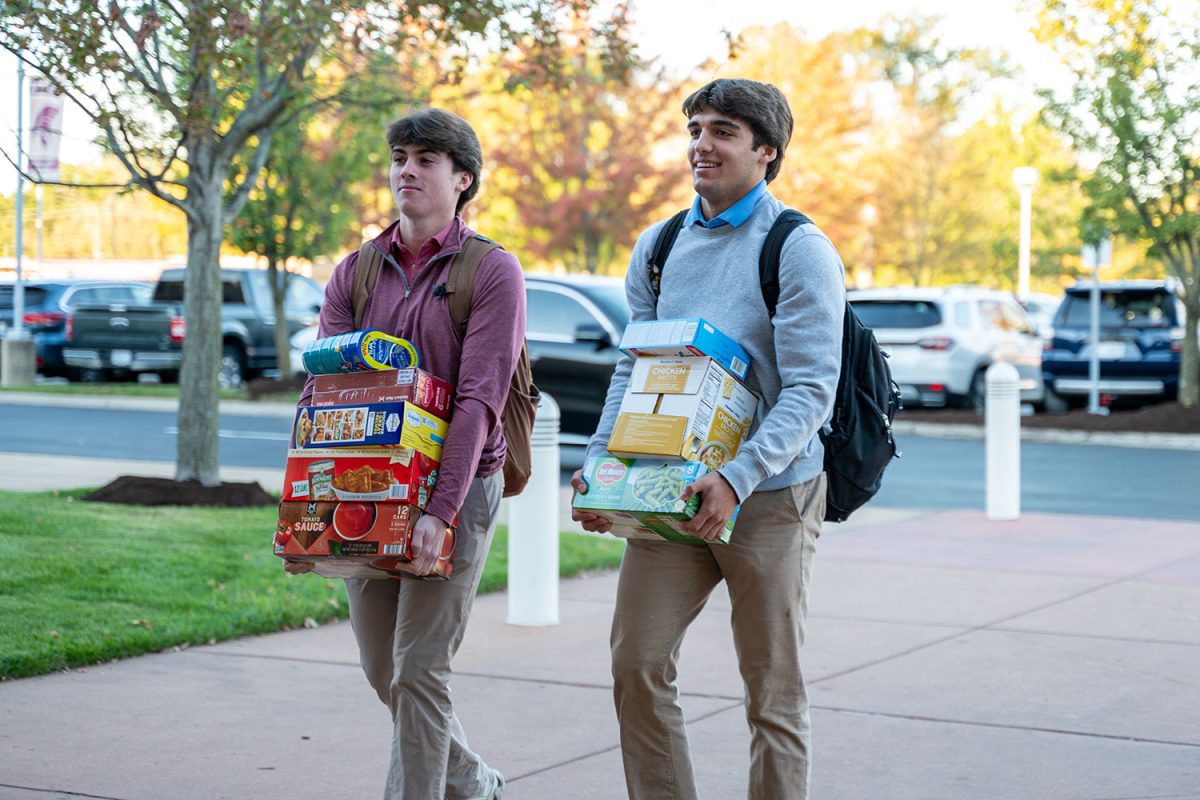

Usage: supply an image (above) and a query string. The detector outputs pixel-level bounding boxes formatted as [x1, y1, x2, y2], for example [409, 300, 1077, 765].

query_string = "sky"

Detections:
[0, 0, 1065, 196]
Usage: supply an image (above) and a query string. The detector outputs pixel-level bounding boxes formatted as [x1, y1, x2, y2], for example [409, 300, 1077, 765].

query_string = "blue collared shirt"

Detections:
[685, 180, 768, 229]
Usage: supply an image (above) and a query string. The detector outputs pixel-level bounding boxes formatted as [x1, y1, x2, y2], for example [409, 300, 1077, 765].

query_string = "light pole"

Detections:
[1012, 166, 1039, 302]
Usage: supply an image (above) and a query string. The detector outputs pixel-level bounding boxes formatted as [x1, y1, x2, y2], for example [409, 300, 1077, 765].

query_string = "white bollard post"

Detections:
[506, 393, 560, 626]
[985, 362, 1021, 521]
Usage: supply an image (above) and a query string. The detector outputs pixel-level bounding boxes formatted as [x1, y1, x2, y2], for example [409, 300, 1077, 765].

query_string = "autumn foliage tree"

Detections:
[460, 5, 682, 274]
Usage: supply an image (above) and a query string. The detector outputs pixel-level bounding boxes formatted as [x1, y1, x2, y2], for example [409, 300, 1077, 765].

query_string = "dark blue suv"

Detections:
[1042, 279, 1185, 408]
[0, 279, 152, 377]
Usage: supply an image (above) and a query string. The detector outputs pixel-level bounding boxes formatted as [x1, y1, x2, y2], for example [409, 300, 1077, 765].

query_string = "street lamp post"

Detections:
[1012, 166, 1039, 302]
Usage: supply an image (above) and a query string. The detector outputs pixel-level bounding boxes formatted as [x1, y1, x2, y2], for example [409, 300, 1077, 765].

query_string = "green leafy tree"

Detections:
[227, 96, 396, 376]
[2, 1, 632, 484]
[1031, 0, 1200, 406]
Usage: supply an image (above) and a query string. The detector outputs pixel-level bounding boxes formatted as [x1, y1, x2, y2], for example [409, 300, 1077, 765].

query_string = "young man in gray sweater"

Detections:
[572, 79, 845, 800]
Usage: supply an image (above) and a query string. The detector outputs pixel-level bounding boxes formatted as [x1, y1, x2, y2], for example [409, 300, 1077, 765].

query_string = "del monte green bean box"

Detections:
[572, 456, 738, 544]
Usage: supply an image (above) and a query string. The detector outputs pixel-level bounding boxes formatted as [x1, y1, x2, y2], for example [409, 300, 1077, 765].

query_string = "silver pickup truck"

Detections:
[63, 268, 323, 386]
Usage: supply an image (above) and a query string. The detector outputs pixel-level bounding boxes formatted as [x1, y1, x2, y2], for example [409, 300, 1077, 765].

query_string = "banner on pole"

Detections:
[28, 79, 64, 183]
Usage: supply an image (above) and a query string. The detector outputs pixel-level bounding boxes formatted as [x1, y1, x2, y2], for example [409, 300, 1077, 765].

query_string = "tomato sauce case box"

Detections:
[311, 368, 454, 420]
[607, 356, 758, 464]
[292, 401, 447, 457]
[282, 448, 440, 508]
[571, 455, 738, 544]
[274, 501, 455, 580]
[619, 318, 751, 380]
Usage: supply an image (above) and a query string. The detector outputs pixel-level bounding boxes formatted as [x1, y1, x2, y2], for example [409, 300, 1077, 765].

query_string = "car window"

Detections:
[849, 300, 942, 329]
[154, 277, 246, 304]
[284, 277, 325, 314]
[1059, 290, 1176, 328]
[954, 301, 972, 329]
[978, 300, 1011, 331]
[999, 301, 1037, 335]
[0, 286, 50, 309]
[527, 288, 598, 341]
[585, 284, 631, 328]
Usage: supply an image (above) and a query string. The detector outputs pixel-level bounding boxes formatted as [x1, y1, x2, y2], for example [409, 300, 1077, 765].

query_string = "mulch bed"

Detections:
[901, 402, 1200, 435]
[82, 476, 277, 508]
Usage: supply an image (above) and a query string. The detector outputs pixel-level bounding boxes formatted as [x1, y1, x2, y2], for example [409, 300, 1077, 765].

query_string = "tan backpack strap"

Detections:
[351, 243, 384, 329]
[445, 235, 502, 343]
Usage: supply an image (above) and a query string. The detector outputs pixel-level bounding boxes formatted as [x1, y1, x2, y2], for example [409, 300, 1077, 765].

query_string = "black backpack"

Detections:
[648, 208, 901, 522]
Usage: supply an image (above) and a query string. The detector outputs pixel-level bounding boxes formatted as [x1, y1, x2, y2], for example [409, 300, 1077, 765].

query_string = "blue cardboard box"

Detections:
[619, 318, 751, 380]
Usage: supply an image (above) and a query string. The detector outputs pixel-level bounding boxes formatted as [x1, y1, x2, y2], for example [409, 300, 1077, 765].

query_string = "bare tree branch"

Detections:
[224, 126, 274, 224]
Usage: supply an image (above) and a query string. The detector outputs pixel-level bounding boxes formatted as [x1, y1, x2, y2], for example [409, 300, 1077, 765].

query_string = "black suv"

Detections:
[1042, 279, 1185, 408]
[524, 274, 629, 441]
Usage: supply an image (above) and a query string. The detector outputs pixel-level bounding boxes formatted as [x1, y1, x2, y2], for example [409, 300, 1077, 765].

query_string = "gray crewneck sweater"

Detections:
[586, 193, 845, 501]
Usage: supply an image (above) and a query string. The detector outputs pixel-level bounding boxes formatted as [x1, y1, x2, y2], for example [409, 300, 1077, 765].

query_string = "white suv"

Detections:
[848, 286, 1046, 410]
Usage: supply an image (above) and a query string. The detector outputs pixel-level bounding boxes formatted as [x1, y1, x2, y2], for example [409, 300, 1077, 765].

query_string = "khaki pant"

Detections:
[345, 472, 503, 800]
[611, 474, 825, 800]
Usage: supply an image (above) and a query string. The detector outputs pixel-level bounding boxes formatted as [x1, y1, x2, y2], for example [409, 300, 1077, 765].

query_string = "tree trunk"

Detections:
[269, 258, 292, 378]
[175, 145, 228, 486]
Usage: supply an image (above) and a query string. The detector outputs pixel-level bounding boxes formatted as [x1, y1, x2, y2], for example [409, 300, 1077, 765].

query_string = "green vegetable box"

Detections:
[572, 456, 739, 544]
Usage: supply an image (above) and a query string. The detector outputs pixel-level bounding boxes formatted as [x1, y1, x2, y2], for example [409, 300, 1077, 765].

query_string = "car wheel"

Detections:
[72, 367, 108, 383]
[965, 369, 988, 414]
[1043, 385, 1069, 413]
[219, 344, 246, 389]
[157, 369, 180, 384]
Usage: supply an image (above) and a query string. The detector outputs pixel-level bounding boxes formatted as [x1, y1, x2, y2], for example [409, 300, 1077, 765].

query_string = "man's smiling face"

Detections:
[687, 107, 776, 218]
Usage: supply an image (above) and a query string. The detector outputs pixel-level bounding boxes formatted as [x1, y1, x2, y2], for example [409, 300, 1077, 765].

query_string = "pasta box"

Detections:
[571, 456, 738, 543]
[275, 500, 455, 580]
[619, 318, 751, 380]
[607, 356, 758, 465]
[311, 368, 454, 420]
[292, 400, 447, 457]
[281, 448, 440, 508]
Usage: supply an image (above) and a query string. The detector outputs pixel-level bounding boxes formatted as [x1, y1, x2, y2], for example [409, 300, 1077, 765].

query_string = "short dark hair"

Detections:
[386, 109, 482, 214]
[682, 79, 794, 183]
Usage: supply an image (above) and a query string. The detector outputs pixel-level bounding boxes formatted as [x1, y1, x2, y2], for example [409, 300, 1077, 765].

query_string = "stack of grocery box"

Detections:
[572, 319, 759, 544]
[274, 332, 459, 580]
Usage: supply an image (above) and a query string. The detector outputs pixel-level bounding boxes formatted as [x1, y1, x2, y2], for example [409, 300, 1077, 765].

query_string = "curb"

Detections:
[892, 420, 1200, 451]
[0, 391, 297, 418]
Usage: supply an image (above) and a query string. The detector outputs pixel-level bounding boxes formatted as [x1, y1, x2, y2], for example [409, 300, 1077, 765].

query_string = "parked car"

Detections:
[1020, 291, 1062, 340]
[0, 279, 152, 377]
[848, 285, 1045, 410]
[1041, 279, 1185, 409]
[63, 268, 323, 386]
[525, 274, 629, 441]
[288, 273, 630, 441]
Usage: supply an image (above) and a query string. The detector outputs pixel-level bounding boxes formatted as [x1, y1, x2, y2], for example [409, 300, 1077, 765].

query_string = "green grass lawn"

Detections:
[0, 383, 249, 400]
[0, 489, 624, 681]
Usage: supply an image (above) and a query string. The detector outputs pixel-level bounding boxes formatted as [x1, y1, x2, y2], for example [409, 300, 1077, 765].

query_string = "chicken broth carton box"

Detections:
[275, 501, 456, 580]
[607, 356, 757, 465]
[572, 456, 738, 544]
[619, 318, 751, 380]
[292, 400, 447, 456]
[311, 368, 454, 420]
[282, 448, 441, 509]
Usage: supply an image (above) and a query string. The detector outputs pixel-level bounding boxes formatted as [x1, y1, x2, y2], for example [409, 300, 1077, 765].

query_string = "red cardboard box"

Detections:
[312, 368, 454, 419]
[282, 448, 440, 508]
[274, 501, 455, 580]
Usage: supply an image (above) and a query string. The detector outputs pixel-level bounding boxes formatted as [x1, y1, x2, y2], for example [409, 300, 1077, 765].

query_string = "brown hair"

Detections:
[386, 109, 482, 214]
[682, 79, 794, 183]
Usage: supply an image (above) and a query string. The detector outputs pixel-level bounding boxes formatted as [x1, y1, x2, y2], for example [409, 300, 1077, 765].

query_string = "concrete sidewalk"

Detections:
[2, 496, 1198, 798]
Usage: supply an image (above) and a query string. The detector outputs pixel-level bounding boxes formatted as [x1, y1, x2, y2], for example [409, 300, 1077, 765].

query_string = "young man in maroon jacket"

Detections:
[285, 108, 524, 800]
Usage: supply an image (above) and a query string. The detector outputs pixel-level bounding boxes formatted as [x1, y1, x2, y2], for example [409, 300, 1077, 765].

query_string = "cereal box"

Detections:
[281, 448, 440, 508]
[292, 401, 447, 457]
[311, 368, 454, 419]
[571, 456, 739, 543]
[619, 318, 751, 380]
[607, 356, 758, 464]
[275, 501, 455, 580]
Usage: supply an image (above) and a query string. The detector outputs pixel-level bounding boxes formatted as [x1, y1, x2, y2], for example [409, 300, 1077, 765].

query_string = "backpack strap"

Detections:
[646, 209, 688, 302]
[351, 242, 385, 329]
[758, 209, 812, 319]
[445, 234, 502, 343]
